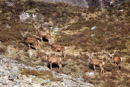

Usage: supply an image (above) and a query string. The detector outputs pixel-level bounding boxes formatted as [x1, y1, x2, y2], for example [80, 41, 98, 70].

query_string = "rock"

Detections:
[11, 66, 19, 73]
[0, 77, 8, 85]
[86, 72, 95, 77]
[27, 49, 37, 58]
[6, 1, 15, 7]
[91, 26, 97, 30]
[5, 24, 11, 29]
[8, 73, 19, 81]
[19, 12, 30, 22]
[54, 28, 60, 32]
[85, 72, 96, 79]
[120, 9, 124, 12]
[0, 54, 94, 87]
[13, 85, 20, 87]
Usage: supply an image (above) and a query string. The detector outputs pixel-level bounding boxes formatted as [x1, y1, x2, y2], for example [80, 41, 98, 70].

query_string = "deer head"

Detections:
[107, 51, 116, 59]
[86, 52, 95, 62]
[20, 30, 28, 39]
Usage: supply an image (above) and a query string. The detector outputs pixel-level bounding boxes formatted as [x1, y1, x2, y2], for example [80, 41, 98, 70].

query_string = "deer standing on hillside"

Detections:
[107, 51, 123, 69]
[86, 52, 105, 73]
[49, 39, 66, 58]
[20, 30, 39, 50]
[45, 51, 62, 70]
[33, 22, 51, 42]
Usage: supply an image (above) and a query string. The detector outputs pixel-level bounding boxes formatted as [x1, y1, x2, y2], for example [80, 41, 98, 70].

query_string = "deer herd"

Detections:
[20, 22, 124, 72]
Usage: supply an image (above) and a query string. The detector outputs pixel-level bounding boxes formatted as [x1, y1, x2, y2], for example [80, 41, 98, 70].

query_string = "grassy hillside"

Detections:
[0, 0, 130, 87]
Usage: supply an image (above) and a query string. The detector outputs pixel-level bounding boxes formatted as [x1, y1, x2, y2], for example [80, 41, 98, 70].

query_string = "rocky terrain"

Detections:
[0, 54, 93, 87]
[0, 0, 130, 87]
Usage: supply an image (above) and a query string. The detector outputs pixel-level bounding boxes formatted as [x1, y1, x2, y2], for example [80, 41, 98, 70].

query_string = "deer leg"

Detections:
[93, 65, 96, 71]
[64, 52, 66, 58]
[100, 66, 104, 73]
[58, 63, 62, 70]
[28, 44, 31, 49]
[50, 63, 52, 70]
[35, 43, 38, 50]
[62, 51, 66, 58]
[117, 63, 121, 69]
[29, 54, 31, 58]
[40, 36, 43, 42]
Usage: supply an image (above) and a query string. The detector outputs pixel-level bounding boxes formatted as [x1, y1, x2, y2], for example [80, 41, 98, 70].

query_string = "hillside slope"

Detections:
[0, 0, 130, 87]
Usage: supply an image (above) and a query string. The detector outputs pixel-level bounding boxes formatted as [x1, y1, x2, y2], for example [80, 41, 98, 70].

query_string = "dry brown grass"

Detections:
[0, 0, 130, 87]
[20, 68, 61, 81]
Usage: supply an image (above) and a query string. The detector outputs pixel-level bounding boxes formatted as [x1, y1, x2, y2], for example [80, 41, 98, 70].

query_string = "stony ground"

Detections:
[0, 55, 93, 87]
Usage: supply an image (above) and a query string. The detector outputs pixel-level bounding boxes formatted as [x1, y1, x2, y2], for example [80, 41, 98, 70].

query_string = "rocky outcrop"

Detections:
[0, 55, 94, 87]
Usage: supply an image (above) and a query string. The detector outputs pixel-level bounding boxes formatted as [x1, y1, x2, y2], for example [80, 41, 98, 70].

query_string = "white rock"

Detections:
[91, 26, 96, 30]
[120, 9, 124, 12]
[86, 72, 95, 77]
[19, 12, 30, 22]
[54, 28, 60, 32]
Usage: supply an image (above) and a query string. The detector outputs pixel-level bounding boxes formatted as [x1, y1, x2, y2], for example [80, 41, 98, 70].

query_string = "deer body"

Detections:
[50, 44, 65, 57]
[38, 30, 51, 41]
[46, 55, 62, 70]
[20, 31, 39, 50]
[107, 51, 123, 69]
[90, 59, 105, 72]
[111, 57, 123, 69]
[86, 52, 105, 73]
[33, 22, 51, 42]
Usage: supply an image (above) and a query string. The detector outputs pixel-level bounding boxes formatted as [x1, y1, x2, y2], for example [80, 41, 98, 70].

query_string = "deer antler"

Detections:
[20, 30, 24, 37]
[108, 51, 116, 58]
[20, 30, 28, 37]
[24, 30, 28, 36]
[33, 22, 41, 30]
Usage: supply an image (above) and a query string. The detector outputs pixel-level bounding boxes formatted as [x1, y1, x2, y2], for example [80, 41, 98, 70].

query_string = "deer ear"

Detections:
[25, 31, 28, 35]
[20, 30, 24, 36]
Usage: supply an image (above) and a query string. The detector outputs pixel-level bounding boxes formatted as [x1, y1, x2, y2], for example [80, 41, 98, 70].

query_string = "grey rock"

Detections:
[19, 12, 30, 22]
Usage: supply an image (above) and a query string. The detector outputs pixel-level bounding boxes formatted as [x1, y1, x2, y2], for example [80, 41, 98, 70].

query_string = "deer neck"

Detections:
[22, 37, 27, 41]
[36, 29, 39, 34]
[89, 57, 92, 63]
[46, 55, 50, 61]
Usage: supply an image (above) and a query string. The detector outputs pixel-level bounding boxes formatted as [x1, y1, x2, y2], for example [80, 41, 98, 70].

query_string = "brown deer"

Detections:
[33, 22, 51, 42]
[20, 30, 39, 50]
[107, 51, 123, 69]
[87, 52, 105, 73]
[45, 51, 62, 70]
[49, 39, 66, 58]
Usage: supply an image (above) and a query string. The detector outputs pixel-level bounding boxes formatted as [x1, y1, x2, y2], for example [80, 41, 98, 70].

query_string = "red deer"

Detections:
[45, 51, 62, 70]
[86, 52, 105, 72]
[33, 22, 51, 42]
[107, 51, 123, 69]
[49, 39, 66, 58]
[90, 58, 105, 72]
[20, 31, 39, 50]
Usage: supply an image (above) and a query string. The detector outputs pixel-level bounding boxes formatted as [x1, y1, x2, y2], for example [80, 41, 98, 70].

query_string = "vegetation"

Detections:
[0, 0, 130, 87]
